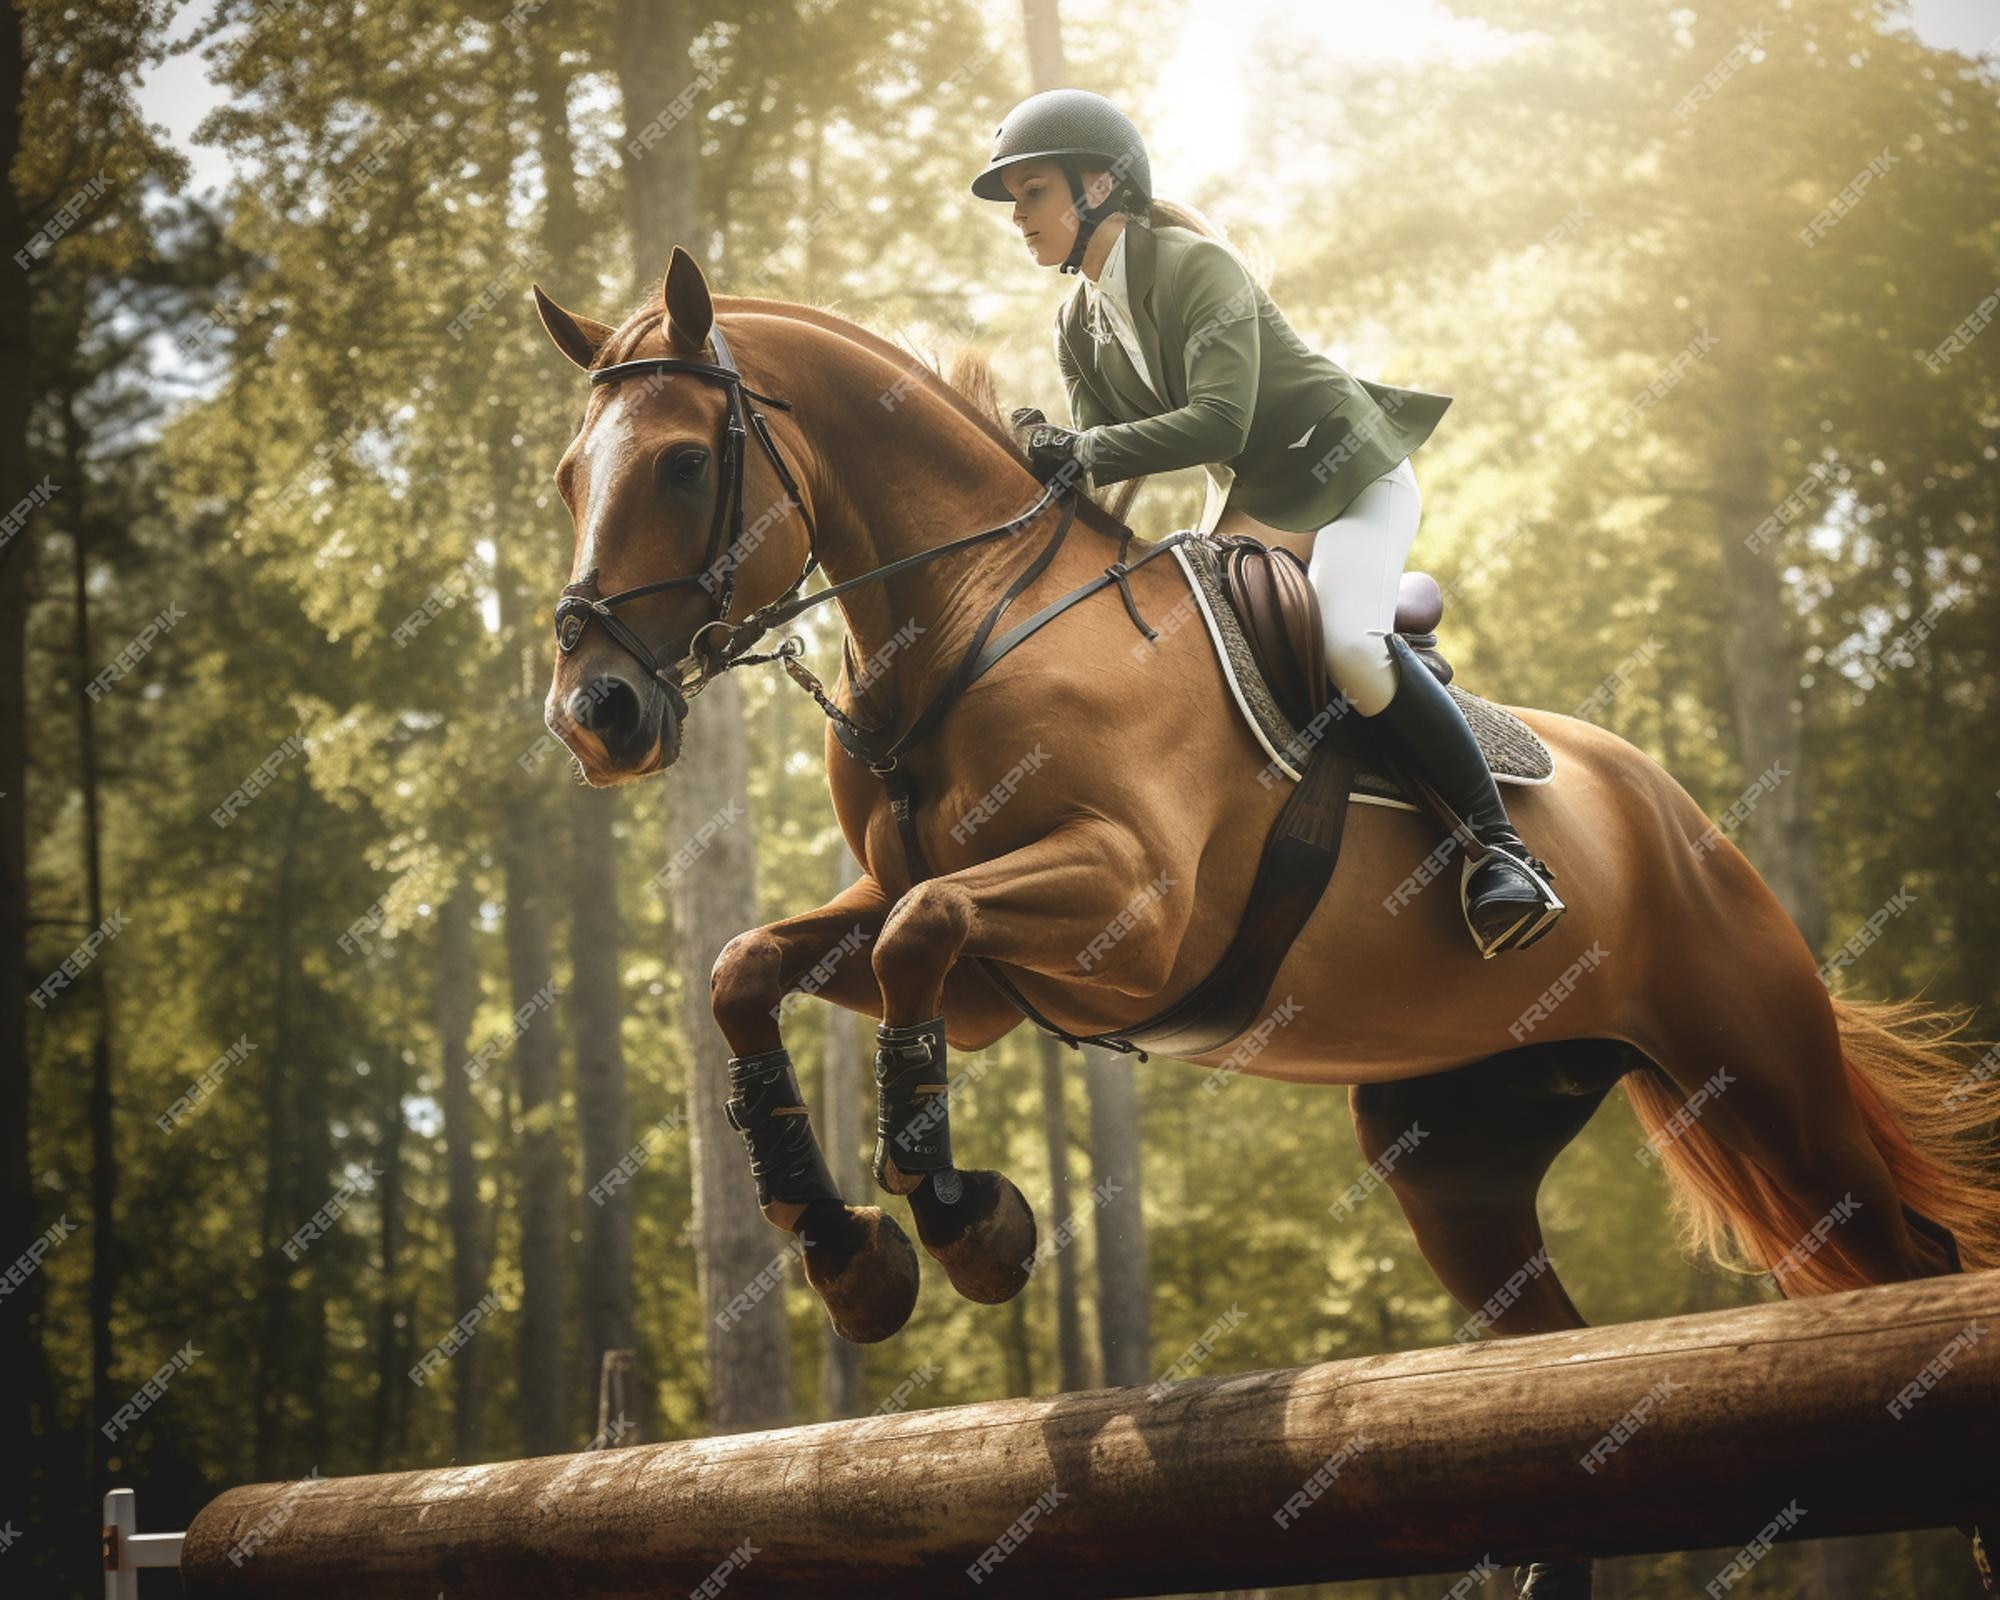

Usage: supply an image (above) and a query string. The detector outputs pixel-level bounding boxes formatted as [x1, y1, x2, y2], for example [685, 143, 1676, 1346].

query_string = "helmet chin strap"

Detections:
[1057, 157, 1122, 275]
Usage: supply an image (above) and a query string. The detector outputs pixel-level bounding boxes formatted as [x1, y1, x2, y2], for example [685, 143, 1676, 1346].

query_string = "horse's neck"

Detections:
[788, 340, 1092, 718]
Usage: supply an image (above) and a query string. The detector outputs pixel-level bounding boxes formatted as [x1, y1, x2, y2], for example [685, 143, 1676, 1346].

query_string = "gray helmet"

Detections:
[969, 88, 1153, 208]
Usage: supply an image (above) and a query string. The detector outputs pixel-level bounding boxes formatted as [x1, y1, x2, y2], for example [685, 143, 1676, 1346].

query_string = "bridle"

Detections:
[554, 320, 823, 717]
[552, 315, 1088, 759]
[550, 311, 1203, 1060]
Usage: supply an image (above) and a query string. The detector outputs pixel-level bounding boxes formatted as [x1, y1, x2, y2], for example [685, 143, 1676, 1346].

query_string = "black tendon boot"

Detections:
[724, 1046, 840, 1208]
[871, 1015, 960, 1203]
[1373, 633, 1565, 957]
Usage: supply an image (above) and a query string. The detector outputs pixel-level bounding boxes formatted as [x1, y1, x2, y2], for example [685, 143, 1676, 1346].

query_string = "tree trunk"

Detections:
[569, 788, 637, 1434]
[369, 1048, 410, 1471]
[1714, 286, 1826, 950]
[64, 394, 119, 1468]
[252, 780, 307, 1477]
[613, 2, 792, 1435]
[1038, 1033, 1086, 1391]
[818, 849, 866, 1420]
[1021, 0, 1068, 91]
[1085, 1045, 1150, 1387]
[435, 885, 486, 1461]
[0, 1, 35, 1536]
[502, 803, 569, 1455]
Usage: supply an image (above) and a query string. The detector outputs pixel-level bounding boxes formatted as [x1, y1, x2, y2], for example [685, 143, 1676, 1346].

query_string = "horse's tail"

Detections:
[1620, 994, 2000, 1292]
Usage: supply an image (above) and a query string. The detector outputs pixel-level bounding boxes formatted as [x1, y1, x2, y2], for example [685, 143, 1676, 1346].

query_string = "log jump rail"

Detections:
[151, 1273, 1995, 1598]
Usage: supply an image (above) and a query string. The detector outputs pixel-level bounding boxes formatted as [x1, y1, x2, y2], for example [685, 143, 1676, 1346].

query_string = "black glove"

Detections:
[1009, 405, 1047, 429]
[1025, 423, 1090, 488]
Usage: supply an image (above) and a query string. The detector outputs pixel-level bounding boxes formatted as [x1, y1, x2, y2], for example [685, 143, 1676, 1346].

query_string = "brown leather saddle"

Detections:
[1212, 535, 1453, 729]
[989, 534, 1549, 1064]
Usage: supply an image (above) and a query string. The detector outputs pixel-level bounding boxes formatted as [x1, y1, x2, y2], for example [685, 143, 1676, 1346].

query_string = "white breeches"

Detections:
[1307, 455, 1422, 717]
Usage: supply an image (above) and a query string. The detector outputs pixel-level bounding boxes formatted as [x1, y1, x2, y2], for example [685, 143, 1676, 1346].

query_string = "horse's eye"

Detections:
[662, 447, 708, 489]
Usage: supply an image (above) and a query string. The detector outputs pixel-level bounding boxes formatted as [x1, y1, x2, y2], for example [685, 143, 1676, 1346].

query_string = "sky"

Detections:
[139, 0, 2000, 210]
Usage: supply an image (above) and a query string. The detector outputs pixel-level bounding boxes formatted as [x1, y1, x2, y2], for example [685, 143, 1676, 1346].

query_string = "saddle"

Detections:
[1190, 535, 1554, 804]
[1002, 532, 1558, 1064]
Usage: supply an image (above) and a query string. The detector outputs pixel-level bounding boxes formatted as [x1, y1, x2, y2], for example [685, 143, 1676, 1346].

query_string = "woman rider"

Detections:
[970, 88, 1564, 959]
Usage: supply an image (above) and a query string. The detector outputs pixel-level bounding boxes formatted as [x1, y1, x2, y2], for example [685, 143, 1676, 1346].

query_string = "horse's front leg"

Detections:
[709, 869, 921, 1343]
[871, 818, 1179, 1307]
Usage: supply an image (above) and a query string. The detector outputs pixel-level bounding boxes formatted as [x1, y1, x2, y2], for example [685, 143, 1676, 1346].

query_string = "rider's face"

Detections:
[1002, 160, 1116, 270]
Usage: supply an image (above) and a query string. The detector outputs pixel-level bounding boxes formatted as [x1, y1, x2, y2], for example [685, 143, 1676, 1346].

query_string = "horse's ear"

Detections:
[661, 245, 714, 356]
[533, 285, 615, 369]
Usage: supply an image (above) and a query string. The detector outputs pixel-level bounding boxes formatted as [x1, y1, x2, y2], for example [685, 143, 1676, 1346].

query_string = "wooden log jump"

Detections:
[181, 1272, 1998, 1598]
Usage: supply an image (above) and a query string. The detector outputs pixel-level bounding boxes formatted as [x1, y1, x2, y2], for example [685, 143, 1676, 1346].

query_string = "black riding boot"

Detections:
[1371, 633, 1564, 957]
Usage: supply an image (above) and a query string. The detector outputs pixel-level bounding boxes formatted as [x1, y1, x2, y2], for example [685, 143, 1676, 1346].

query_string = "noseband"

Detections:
[555, 321, 820, 715]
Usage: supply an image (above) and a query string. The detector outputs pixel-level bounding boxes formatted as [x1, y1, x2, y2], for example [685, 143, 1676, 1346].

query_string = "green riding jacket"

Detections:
[1053, 218, 1451, 533]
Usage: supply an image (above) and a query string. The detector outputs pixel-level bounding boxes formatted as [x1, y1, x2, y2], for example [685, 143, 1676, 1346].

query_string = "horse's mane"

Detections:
[606, 289, 1147, 547]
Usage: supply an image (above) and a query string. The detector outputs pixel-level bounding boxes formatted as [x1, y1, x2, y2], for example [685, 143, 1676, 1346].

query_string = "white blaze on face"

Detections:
[576, 390, 640, 578]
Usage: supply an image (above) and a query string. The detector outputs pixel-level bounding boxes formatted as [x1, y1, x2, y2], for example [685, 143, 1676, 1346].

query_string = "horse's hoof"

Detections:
[796, 1201, 920, 1344]
[909, 1168, 1037, 1305]
[1515, 1558, 1593, 1599]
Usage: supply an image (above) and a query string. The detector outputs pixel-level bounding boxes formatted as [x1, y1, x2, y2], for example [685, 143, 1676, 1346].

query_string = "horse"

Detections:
[534, 248, 1998, 1590]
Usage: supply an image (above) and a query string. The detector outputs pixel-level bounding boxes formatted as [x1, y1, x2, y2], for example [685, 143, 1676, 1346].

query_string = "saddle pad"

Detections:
[1168, 535, 1554, 810]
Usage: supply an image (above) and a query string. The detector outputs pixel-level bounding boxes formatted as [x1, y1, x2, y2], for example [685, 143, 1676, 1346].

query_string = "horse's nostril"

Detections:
[570, 676, 645, 756]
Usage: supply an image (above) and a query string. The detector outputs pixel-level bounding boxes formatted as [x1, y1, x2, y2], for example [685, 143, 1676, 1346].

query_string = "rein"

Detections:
[558, 316, 1194, 1054]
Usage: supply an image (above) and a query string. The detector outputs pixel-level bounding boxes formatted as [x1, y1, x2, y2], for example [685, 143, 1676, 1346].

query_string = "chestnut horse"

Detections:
[535, 252, 1997, 1585]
